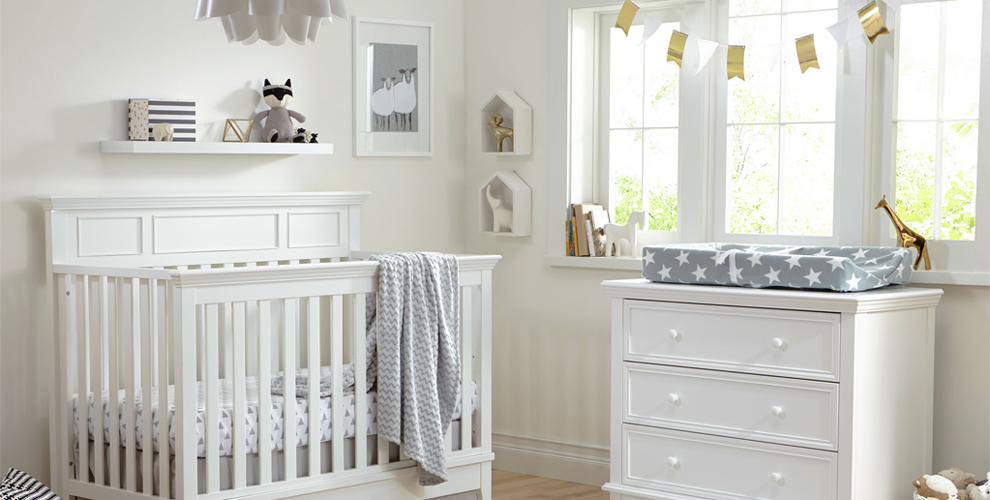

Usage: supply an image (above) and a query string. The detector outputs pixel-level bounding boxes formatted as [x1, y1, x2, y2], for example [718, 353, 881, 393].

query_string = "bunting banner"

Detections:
[611, 0, 899, 79]
[727, 45, 745, 80]
[667, 30, 688, 67]
[796, 34, 820, 73]
[858, 0, 890, 44]
[615, 0, 639, 36]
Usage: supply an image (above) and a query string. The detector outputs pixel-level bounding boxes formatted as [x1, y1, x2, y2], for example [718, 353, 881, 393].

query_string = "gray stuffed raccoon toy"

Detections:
[253, 79, 307, 143]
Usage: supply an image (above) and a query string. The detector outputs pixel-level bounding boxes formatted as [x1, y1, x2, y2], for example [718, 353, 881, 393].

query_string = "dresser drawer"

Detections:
[622, 424, 837, 500]
[625, 300, 840, 381]
[623, 363, 839, 450]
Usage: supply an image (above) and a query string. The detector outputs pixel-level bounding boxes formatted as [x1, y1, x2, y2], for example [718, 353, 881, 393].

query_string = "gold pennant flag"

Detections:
[727, 45, 745, 80]
[615, 0, 640, 36]
[858, 0, 890, 44]
[668, 30, 688, 67]
[795, 35, 820, 74]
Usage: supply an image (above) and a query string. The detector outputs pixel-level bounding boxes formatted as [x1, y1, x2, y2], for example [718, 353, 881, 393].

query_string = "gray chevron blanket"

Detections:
[369, 252, 460, 486]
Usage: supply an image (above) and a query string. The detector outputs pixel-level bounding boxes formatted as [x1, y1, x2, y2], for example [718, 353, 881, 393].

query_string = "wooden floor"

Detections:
[493, 470, 608, 500]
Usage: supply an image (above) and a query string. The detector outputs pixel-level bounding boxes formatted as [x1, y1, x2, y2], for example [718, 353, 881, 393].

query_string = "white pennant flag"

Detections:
[765, 43, 783, 73]
[638, 14, 663, 46]
[826, 16, 852, 46]
[693, 38, 720, 74]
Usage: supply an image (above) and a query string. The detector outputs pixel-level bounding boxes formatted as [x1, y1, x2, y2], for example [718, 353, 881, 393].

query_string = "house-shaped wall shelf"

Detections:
[479, 171, 531, 237]
[481, 91, 532, 155]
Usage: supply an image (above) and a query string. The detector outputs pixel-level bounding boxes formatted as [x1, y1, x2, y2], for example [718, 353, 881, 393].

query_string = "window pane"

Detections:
[943, 0, 983, 120]
[644, 129, 678, 231]
[610, 26, 644, 128]
[782, 0, 836, 13]
[896, 3, 940, 121]
[610, 130, 643, 225]
[644, 22, 680, 128]
[941, 121, 978, 240]
[728, 125, 779, 234]
[728, 16, 781, 124]
[895, 122, 937, 238]
[780, 124, 834, 235]
[782, 11, 836, 123]
[730, 0, 780, 18]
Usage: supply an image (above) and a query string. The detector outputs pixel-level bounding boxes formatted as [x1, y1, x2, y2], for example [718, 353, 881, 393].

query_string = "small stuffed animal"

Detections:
[967, 473, 990, 500]
[940, 469, 978, 500]
[915, 474, 960, 500]
[253, 79, 306, 143]
[295, 128, 318, 144]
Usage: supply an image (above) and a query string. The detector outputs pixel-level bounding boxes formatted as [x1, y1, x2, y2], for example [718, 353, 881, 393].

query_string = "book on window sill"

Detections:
[572, 203, 603, 256]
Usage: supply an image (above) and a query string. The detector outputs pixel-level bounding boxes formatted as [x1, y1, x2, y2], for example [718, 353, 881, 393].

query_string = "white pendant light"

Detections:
[195, 0, 347, 45]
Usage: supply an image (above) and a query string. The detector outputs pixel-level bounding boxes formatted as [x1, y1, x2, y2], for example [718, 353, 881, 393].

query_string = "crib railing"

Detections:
[52, 255, 497, 500]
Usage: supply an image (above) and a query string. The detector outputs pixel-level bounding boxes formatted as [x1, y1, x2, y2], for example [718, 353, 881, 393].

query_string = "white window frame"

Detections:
[871, 0, 990, 284]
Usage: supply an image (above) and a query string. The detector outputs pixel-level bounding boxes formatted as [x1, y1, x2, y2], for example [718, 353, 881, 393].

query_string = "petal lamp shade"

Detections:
[195, 0, 347, 45]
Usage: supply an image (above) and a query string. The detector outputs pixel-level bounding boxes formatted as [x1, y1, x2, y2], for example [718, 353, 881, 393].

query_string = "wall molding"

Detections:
[492, 431, 609, 487]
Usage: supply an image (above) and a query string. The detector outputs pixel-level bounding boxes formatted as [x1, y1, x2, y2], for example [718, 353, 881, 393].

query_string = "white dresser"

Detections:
[601, 279, 942, 500]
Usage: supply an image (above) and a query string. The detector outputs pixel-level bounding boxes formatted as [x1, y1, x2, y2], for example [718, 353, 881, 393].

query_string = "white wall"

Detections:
[0, 0, 466, 483]
[463, 0, 990, 485]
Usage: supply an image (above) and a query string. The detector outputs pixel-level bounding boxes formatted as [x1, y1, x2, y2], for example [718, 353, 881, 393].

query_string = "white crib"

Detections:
[42, 193, 498, 500]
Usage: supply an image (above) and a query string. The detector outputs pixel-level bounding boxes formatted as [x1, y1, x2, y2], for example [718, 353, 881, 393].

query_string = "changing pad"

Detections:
[641, 243, 914, 292]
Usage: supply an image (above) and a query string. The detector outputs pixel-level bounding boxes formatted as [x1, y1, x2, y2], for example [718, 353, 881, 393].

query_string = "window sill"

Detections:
[543, 255, 988, 286]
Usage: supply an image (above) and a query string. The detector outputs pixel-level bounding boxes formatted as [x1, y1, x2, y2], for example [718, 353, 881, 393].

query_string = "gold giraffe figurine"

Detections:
[487, 114, 514, 152]
[875, 195, 931, 270]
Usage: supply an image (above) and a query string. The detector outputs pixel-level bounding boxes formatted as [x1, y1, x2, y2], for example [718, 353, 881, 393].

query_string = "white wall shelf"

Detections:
[100, 141, 334, 155]
[480, 171, 532, 237]
[481, 91, 532, 155]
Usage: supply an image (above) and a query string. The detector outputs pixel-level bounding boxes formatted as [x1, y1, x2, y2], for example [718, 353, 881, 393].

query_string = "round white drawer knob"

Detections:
[668, 329, 682, 341]
[667, 393, 681, 406]
[771, 472, 785, 486]
[771, 406, 786, 419]
[772, 338, 788, 351]
[667, 457, 680, 470]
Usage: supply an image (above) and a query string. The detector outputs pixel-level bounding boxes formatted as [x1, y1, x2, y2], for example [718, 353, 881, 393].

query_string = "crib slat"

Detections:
[158, 281, 170, 500]
[142, 279, 155, 495]
[222, 302, 233, 381]
[172, 284, 198, 500]
[94, 276, 107, 485]
[330, 296, 344, 472]
[206, 303, 220, 493]
[258, 300, 273, 485]
[109, 278, 121, 489]
[307, 297, 321, 476]
[460, 285, 473, 451]
[283, 298, 297, 481]
[376, 292, 388, 466]
[352, 293, 367, 469]
[78, 276, 90, 483]
[233, 302, 247, 489]
[125, 278, 139, 492]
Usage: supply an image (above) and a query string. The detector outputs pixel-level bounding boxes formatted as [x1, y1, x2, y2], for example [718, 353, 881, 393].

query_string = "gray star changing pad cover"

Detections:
[641, 243, 914, 292]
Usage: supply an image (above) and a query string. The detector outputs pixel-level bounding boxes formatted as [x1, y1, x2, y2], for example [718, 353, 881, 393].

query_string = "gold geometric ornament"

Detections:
[795, 34, 820, 74]
[858, 0, 890, 44]
[223, 119, 253, 143]
[668, 30, 689, 67]
[727, 45, 745, 80]
[615, 0, 640, 36]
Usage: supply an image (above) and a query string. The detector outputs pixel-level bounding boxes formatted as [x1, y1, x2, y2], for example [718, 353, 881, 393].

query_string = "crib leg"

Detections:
[479, 461, 492, 500]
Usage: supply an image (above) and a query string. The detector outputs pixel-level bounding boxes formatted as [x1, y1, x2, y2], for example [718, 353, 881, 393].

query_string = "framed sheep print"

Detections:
[353, 17, 433, 156]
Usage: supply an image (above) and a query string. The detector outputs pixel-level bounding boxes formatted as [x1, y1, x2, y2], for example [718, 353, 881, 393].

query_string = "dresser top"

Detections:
[602, 279, 942, 313]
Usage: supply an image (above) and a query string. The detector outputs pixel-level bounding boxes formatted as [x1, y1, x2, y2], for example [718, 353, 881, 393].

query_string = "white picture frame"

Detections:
[352, 17, 434, 156]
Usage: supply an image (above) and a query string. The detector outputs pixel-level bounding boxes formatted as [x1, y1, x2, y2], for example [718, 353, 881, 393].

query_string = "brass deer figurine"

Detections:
[488, 114, 514, 153]
[875, 195, 931, 270]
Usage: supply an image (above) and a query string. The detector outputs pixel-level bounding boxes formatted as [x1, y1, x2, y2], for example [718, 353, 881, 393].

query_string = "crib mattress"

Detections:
[73, 380, 477, 458]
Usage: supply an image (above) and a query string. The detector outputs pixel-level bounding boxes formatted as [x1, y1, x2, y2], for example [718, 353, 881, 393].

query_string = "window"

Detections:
[722, 0, 838, 238]
[892, 0, 981, 241]
[602, 18, 681, 230]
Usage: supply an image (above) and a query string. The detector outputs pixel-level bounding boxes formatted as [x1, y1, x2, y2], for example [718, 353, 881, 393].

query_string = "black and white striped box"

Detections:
[128, 99, 196, 141]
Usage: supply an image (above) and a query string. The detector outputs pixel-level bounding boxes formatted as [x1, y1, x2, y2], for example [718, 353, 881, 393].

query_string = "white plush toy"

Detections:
[967, 473, 990, 500]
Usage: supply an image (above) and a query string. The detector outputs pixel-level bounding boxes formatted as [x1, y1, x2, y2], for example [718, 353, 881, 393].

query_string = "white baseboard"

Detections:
[491, 432, 609, 487]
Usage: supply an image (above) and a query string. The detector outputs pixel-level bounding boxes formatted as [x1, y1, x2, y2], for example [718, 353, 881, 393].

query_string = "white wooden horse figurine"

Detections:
[604, 210, 648, 257]
[486, 185, 513, 233]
